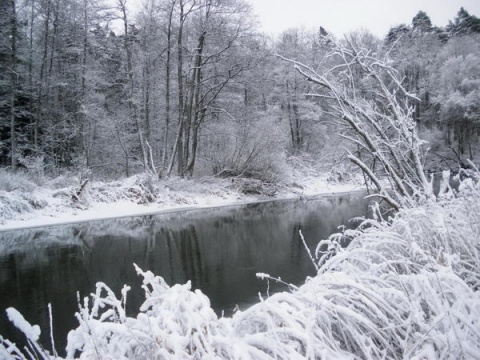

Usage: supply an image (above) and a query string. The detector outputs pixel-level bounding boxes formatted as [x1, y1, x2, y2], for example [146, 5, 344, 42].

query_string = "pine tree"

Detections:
[446, 7, 480, 36]
[412, 11, 432, 34]
[0, 0, 26, 169]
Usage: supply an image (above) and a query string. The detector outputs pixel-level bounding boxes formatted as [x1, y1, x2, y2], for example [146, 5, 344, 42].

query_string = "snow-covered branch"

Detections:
[279, 38, 434, 208]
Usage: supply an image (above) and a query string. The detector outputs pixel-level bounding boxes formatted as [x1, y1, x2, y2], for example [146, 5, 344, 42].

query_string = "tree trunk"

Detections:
[285, 80, 295, 148]
[120, 0, 149, 172]
[142, 54, 151, 141]
[167, 0, 186, 176]
[36, 0, 51, 152]
[184, 30, 206, 173]
[285, 79, 301, 152]
[186, 109, 205, 176]
[162, 0, 175, 170]
[9, 0, 17, 170]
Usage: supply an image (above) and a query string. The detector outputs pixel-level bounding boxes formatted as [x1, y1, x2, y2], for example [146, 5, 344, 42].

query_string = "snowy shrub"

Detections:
[45, 174, 80, 190]
[0, 171, 81, 222]
[208, 114, 288, 183]
[87, 173, 159, 205]
[0, 170, 37, 193]
[313, 182, 480, 358]
[0, 188, 51, 222]
[326, 161, 357, 184]
[0, 173, 161, 224]
[230, 177, 278, 197]
[0, 193, 33, 222]
[18, 155, 46, 180]
[126, 173, 158, 204]
[64, 265, 221, 359]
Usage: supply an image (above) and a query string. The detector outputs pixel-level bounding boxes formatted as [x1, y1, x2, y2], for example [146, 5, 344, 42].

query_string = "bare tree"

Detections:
[167, 0, 253, 177]
[163, 0, 176, 170]
[119, 0, 151, 174]
[280, 36, 433, 209]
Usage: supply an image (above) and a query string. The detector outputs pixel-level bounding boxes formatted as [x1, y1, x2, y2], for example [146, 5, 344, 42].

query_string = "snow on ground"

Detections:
[0, 171, 365, 231]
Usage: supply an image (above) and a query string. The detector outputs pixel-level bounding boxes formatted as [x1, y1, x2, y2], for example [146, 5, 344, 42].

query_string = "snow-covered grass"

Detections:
[0, 169, 364, 231]
[1, 174, 479, 359]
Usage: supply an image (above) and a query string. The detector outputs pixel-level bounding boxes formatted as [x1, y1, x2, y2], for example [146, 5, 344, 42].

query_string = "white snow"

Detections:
[5, 308, 41, 342]
[0, 172, 364, 231]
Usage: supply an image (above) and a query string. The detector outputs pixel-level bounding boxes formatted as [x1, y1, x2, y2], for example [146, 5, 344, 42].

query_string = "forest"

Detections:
[1, 0, 479, 183]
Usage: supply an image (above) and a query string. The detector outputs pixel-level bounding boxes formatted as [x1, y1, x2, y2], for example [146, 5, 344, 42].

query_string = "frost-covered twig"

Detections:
[299, 229, 319, 272]
[47, 304, 57, 358]
[5, 308, 51, 359]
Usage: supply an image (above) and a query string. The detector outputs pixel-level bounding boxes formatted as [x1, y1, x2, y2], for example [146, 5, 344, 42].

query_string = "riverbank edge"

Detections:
[0, 174, 367, 232]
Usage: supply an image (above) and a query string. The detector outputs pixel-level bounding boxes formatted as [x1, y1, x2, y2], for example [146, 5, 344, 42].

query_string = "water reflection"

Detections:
[0, 192, 370, 355]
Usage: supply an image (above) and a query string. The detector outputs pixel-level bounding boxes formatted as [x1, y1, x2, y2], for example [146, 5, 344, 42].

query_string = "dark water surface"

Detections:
[0, 191, 370, 355]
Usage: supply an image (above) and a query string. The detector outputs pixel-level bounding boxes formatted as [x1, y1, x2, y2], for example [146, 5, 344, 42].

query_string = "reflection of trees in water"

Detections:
[179, 225, 206, 286]
[0, 239, 93, 355]
[0, 191, 372, 354]
[0, 192, 372, 303]
[0, 191, 370, 260]
[290, 224, 305, 268]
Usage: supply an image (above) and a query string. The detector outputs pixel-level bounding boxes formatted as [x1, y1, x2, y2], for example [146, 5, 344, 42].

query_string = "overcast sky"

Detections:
[247, 0, 480, 39]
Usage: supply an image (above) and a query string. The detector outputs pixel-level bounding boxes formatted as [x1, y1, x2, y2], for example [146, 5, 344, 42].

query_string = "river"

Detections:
[0, 191, 371, 356]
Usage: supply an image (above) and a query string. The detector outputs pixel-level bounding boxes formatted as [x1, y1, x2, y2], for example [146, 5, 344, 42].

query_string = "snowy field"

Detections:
[1, 171, 480, 359]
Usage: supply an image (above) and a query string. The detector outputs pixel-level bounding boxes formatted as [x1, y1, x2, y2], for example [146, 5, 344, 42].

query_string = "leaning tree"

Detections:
[280, 36, 433, 210]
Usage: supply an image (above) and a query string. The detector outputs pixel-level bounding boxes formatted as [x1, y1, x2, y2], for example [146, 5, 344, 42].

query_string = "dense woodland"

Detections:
[1, 0, 479, 181]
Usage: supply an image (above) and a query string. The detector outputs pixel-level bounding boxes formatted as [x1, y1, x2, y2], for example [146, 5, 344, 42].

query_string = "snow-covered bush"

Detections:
[0, 172, 165, 224]
[0, 189, 49, 223]
[86, 173, 158, 205]
[45, 174, 80, 190]
[207, 114, 288, 183]
[314, 197, 480, 358]
[0, 193, 33, 223]
[327, 161, 358, 184]
[17, 155, 46, 180]
[0, 169, 38, 193]
[65, 265, 221, 359]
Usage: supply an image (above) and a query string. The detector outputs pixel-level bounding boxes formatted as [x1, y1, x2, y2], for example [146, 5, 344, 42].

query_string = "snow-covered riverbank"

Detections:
[0, 172, 365, 231]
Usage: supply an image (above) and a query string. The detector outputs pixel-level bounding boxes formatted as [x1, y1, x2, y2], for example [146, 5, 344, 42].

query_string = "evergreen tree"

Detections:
[412, 11, 432, 33]
[446, 7, 480, 36]
[384, 24, 409, 47]
[0, 0, 32, 169]
[0, 0, 17, 166]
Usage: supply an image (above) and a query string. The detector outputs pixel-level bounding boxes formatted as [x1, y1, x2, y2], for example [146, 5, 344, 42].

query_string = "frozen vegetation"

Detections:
[1, 170, 479, 359]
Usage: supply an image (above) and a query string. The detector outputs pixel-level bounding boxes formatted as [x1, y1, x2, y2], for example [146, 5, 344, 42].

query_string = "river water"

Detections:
[0, 191, 370, 355]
